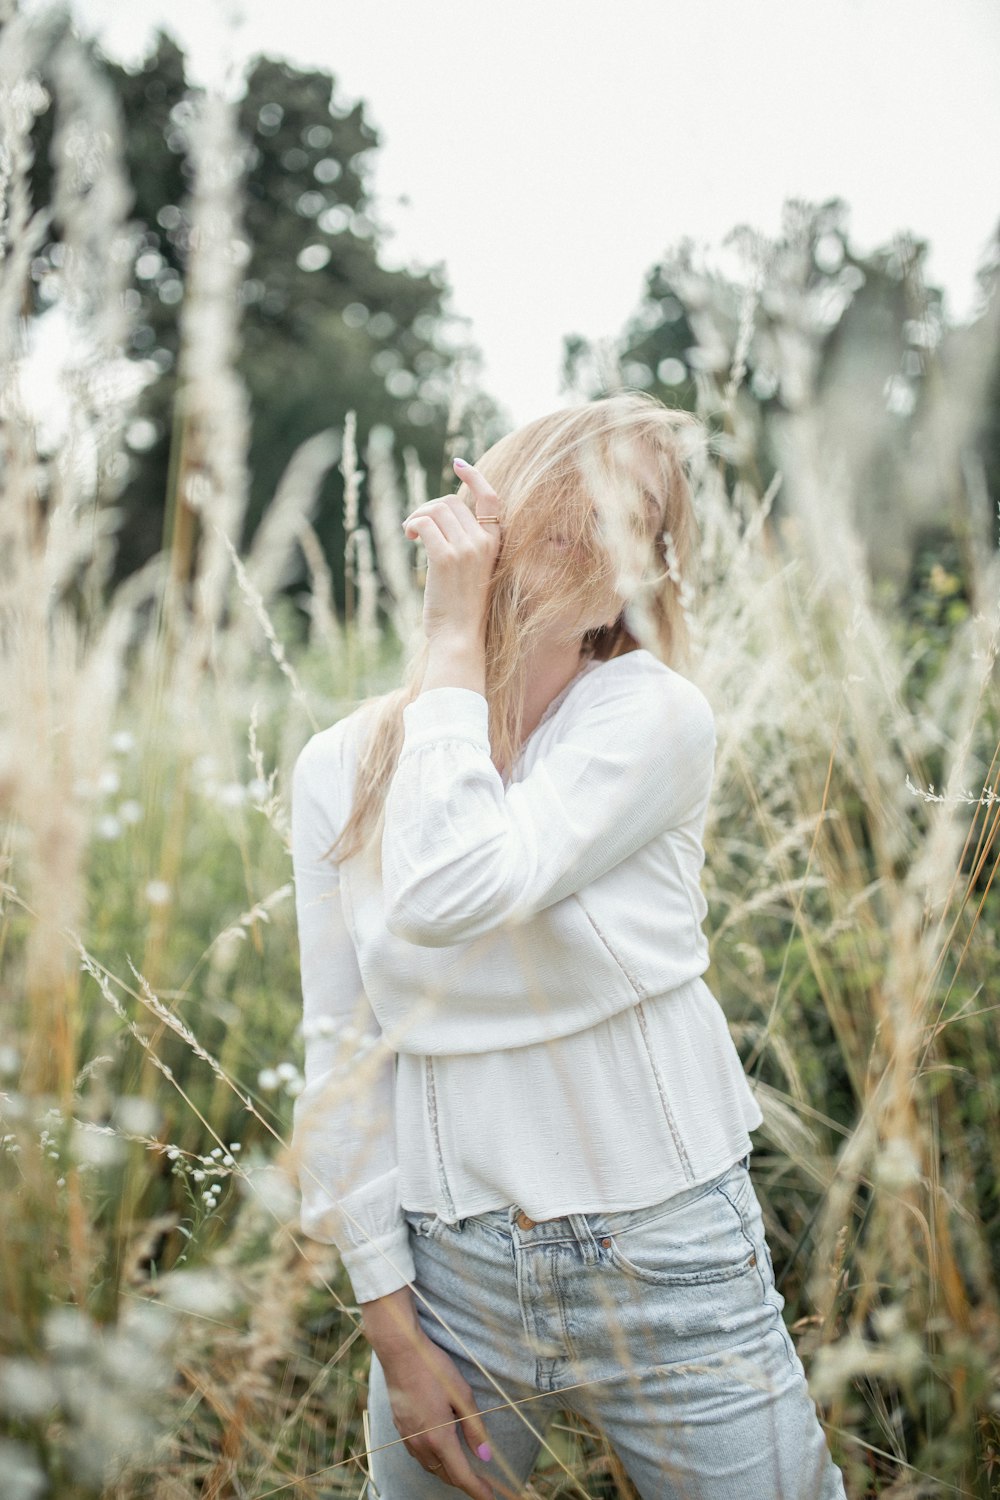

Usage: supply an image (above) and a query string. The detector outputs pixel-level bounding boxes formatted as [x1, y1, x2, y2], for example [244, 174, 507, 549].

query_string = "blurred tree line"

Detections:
[25, 30, 508, 620]
[565, 203, 1000, 629]
[24, 27, 1000, 641]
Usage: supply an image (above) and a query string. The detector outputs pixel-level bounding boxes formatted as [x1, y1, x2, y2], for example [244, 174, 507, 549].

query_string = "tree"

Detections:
[26, 29, 505, 617]
[562, 197, 999, 593]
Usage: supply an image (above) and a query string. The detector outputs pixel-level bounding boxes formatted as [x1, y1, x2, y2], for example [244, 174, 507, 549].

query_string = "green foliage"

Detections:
[25, 31, 504, 609]
[566, 196, 999, 615]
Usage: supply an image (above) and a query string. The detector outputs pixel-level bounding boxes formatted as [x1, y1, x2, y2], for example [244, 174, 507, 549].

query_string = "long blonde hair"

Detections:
[326, 390, 707, 867]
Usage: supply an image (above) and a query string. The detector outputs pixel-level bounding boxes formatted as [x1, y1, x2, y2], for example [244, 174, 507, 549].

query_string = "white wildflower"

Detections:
[144, 880, 171, 907]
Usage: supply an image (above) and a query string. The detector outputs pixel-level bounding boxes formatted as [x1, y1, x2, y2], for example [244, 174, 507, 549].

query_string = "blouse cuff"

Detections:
[401, 687, 490, 754]
[339, 1224, 417, 1304]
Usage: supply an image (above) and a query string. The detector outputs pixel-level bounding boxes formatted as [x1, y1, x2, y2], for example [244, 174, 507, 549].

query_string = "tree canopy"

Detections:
[564, 197, 999, 596]
[26, 29, 506, 613]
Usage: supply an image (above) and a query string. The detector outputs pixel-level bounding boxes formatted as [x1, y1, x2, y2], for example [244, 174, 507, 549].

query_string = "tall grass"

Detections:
[1, 14, 999, 1498]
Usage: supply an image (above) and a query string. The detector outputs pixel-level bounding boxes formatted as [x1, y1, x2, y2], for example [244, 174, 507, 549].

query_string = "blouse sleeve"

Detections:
[382, 669, 716, 948]
[290, 729, 415, 1303]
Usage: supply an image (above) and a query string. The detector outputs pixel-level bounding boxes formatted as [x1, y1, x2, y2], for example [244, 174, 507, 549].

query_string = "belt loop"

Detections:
[568, 1212, 601, 1265]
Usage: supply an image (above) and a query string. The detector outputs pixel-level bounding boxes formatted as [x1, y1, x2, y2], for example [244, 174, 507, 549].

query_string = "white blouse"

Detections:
[291, 649, 763, 1304]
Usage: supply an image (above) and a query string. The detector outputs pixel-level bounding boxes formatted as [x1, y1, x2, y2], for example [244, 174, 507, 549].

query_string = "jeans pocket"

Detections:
[602, 1168, 758, 1287]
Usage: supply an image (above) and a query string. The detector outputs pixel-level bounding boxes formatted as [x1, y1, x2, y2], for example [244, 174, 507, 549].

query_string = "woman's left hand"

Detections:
[402, 459, 502, 649]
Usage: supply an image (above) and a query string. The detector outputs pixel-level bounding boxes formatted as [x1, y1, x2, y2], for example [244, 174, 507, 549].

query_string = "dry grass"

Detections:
[1, 14, 999, 1499]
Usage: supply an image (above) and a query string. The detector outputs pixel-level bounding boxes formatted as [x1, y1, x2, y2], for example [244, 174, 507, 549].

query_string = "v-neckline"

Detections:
[503, 656, 602, 785]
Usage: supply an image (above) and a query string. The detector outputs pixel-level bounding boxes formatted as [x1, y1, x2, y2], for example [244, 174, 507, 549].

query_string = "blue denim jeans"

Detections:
[367, 1155, 849, 1499]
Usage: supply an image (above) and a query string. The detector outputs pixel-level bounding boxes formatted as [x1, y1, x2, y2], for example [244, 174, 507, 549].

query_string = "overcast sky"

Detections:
[37, 0, 1000, 427]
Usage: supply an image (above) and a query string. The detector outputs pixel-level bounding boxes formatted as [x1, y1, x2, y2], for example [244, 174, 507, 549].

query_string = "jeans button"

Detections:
[515, 1210, 536, 1230]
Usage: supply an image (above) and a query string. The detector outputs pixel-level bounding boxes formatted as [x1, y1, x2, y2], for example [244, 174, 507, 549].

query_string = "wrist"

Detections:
[360, 1285, 421, 1354]
[422, 636, 486, 695]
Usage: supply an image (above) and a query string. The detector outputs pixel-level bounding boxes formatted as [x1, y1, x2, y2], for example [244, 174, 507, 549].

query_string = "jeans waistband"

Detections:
[462, 1154, 751, 1246]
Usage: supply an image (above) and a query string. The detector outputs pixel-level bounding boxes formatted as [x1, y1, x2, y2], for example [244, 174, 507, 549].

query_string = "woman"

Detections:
[291, 393, 849, 1499]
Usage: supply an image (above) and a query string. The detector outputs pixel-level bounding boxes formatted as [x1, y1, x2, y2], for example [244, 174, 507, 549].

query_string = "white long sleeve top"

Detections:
[290, 648, 763, 1304]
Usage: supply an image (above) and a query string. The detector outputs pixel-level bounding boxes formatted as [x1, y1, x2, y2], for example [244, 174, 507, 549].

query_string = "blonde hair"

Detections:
[326, 390, 707, 867]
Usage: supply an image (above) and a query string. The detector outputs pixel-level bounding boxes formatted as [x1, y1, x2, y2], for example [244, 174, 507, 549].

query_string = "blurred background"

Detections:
[15, 0, 1000, 606]
[2, 1, 1000, 1496]
[38, 0, 1000, 413]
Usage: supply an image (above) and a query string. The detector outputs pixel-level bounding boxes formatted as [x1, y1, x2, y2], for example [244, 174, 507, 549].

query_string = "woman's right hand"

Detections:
[363, 1290, 494, 1499]
[401, 461, 502, 654]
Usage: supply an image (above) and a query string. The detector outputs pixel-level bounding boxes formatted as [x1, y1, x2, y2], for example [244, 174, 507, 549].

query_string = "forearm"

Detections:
[361, 1283, 422, 1355]
[420, 637, 486, 696]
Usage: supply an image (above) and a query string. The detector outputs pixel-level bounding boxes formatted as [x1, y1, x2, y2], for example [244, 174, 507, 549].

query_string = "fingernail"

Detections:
[477, 1443, 492, 1462]
[453, 456, 468, 468]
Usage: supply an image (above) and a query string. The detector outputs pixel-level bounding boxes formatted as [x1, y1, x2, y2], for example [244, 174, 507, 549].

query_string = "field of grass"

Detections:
[2, 16, 1000, 1499]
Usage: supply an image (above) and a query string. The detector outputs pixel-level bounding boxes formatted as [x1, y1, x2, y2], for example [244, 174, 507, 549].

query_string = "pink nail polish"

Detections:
[477, 1443, 492, 1462]
[453, 456, 467, 467]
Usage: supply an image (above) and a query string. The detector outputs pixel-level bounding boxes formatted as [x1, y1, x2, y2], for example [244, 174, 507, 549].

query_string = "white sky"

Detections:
[38, 0, 1000, 426]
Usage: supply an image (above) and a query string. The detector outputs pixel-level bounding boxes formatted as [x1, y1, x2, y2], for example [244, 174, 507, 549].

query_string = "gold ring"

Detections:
[478, 515, 501, 524]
